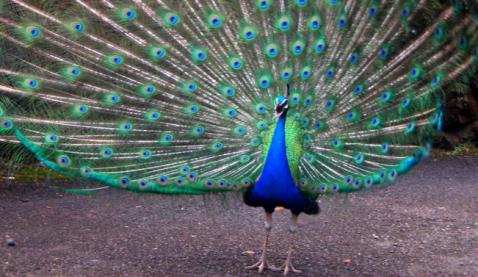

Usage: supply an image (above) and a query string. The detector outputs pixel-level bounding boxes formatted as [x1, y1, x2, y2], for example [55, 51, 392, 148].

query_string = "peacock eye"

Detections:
[126, 10, 135, 18]
[73, 23, 83, 31]
[28, 27, 39, 36]
[29, 80, 37, 87]
[156, 49, 164, 57]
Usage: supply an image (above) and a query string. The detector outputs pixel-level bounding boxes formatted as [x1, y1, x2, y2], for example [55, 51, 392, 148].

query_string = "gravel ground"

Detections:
[1, 155, 477, 276]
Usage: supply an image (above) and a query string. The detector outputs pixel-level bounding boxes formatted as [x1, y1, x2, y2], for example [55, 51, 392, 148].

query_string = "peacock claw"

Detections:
[270, 260, 302, 275]
[245, 259, 275, 273]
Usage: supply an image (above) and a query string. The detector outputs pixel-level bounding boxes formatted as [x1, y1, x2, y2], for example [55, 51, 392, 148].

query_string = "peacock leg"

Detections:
[270, 213, 302, 275]
[246, 211, 275, 273]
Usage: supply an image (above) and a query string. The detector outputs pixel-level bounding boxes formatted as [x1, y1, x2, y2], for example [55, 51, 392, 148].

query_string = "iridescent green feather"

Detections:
[0, 0, 475, 198]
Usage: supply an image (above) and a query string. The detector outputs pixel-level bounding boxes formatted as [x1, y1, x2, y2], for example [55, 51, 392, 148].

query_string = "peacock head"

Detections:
[274, 96, 289, 120]
[274, 83, 290, 120]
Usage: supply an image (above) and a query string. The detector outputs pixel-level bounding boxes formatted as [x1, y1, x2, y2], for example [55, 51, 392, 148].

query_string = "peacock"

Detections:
[0, 0, 476, 274]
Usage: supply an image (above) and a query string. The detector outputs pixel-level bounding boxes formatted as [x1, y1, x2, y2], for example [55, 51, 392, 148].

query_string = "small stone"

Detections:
[7, 238, 15, 247]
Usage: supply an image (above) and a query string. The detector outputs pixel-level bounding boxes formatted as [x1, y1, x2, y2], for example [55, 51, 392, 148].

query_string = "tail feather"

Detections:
[0, 0, 476, 195]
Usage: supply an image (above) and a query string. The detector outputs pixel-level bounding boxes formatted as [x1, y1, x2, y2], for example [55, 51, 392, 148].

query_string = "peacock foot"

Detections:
[245, 258, 276, 273]
[269, 259, 302, 276]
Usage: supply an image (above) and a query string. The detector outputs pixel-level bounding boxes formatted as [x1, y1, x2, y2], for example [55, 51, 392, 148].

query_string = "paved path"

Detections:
[1, 156, 477, 276]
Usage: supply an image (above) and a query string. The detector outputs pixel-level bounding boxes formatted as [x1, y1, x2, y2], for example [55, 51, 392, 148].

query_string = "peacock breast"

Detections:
[261, 117, 303, 183]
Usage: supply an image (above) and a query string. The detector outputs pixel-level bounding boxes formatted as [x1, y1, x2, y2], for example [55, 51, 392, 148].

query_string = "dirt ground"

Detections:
[1, 155, 477, 277]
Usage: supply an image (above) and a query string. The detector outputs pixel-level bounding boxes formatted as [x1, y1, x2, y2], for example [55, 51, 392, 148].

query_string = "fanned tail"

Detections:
[0, 0, 476, 196]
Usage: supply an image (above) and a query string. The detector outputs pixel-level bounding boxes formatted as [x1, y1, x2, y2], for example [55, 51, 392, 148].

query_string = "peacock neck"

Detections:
[243, 107, 317, 213]
[259, 110, 294, 187]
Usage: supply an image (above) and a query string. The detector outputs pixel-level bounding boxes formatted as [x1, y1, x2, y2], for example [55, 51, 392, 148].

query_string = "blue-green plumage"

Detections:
[0, 0, 476, 274]
[244, 97, 319, 215]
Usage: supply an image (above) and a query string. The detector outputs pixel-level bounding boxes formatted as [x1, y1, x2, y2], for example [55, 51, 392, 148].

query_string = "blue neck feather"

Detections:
[246, 110, 307, 211]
